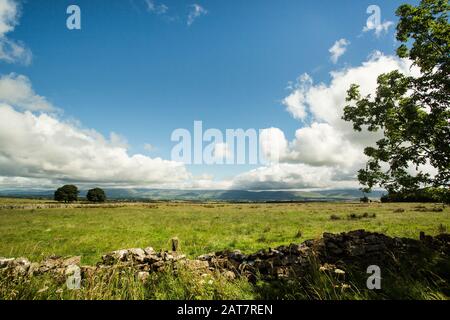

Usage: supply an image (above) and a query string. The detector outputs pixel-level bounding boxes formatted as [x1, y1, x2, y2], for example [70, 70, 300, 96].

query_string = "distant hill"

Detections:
[0, 188, 385, 202]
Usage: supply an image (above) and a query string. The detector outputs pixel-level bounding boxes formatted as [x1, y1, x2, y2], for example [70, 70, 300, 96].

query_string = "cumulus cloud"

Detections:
[0, 0, 31, 65]
[282, 74, 312, 121]
[363, 20, 394, 37]
[283, 52, 420, 168]
[259, 128, 288, 164]
[231, 164, 359, 191]
[0, 74, 56, 112]
[0, 73, 190, 188]
[329, 38, 350, 64]
[0, 176, 57, 189]
[187, 4, 207, 26]
[286, 123, 361, 167]
[0, 0, 16, 35]
[184, 174, 233, 190]
[232, 53, 422, 190]
[286, 52, 419, 127]
[0, 105, 190, 187]
[0, 73, 214, 190]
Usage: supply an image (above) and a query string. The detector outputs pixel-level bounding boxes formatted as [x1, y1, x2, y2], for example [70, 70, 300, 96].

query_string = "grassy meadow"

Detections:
[0, 200, 448, 265]
[0, 199, 449, 300]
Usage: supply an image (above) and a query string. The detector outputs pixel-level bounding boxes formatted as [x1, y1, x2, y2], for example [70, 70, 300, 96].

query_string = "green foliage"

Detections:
[343, 0, 450, 193]
[360, 196, 369, 203]
[54, 185, 79, 203]
[144, 268, 254, 300]
[86, 188, 107, 203]
[381, 187, 450, 204]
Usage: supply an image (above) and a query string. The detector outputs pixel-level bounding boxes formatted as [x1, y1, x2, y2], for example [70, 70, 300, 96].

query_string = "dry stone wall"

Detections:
[1, 230, 449, 283]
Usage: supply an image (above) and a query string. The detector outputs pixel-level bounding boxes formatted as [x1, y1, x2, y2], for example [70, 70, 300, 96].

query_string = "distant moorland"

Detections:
[0, 188, 385, 202]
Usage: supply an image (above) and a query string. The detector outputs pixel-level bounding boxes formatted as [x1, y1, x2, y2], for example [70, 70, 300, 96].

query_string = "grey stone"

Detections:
[348, 245, 366, 256]
[0, 258, 14, 268]
[171, 237, 180, 252]
[65, 264, 80, 276]
[63, 256, 81, 267]
[138, 271, 150, 282]
[129, 248, 146, 262]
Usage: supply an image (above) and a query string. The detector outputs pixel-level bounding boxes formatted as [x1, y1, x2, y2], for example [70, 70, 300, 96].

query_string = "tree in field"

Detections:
[86, 188, 107, 203]
[360, 196, 370, 204]
[343, 0, 449, 194]
[54, 185, 79, 203]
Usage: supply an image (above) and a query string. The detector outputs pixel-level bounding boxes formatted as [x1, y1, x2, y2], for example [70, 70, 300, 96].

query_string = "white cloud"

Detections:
[329, 38, 350, 64]
[286, 123, 361, 168]
[0, 176, 56, 189]
[259, 128, 288, 164]
[363, 20, 394, 37]
[144, 0, 168, 15]
[187, 4, 207, 26]
[232, 53, 423, 190]
[0, 0, 16, 36]
[0, 103, 190, 187]
[231, 164, 359, 191]
[284, 52, 419, 127]
[282, 74, 312, 121]
[186, 174, 233, 190]
[0, 37, 31, 64]
[0, 74, 190, 187]
[284, 52, 420, 168]
[0, 0, 31, 65]
[0, 74, 56, 112]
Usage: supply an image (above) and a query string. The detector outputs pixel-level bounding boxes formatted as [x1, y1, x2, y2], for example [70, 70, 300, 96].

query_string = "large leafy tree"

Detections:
[343, 0, 449, 193]
[54, 185, 79, 203]
[86, 188, 107, 203]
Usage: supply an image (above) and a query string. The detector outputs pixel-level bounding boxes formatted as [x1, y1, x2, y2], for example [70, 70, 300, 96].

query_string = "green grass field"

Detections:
[0, 200, 448, 265]
[0, 198, 56, 205]
[1, 200, 449, 300]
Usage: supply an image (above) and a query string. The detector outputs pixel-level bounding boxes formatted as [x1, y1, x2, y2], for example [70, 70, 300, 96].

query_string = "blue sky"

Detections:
[0, 0, 420, 190]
